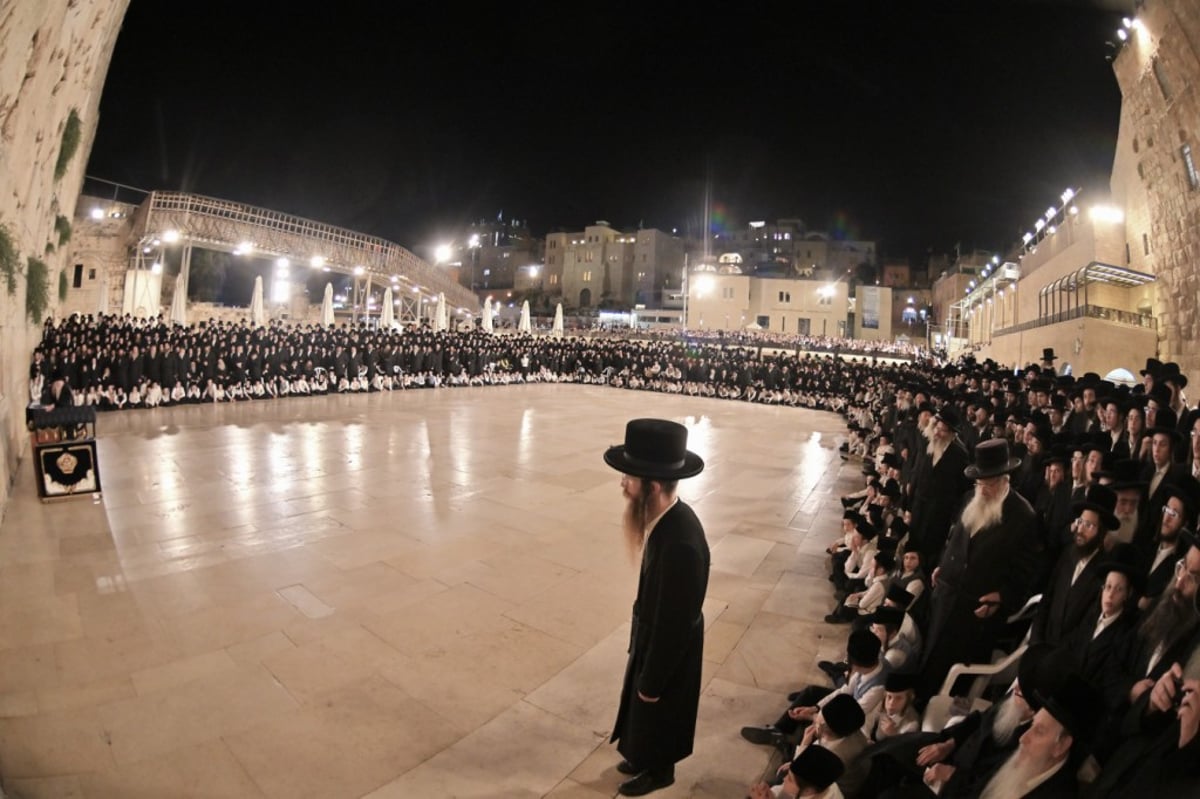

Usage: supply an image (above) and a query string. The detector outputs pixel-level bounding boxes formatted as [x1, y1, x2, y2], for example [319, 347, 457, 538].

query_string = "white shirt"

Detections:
[643, 497, 678, 541]
[1071, 550, 1098, 585]
[1149, 464, 1170, 498]
[1093, 610, 1123, 640]
[1151, 542, 1176, 576]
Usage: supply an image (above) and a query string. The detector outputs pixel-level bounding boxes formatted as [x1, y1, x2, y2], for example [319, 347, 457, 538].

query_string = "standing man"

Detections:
[918, 439, 1041, 699]
[605, 418, 709, 797]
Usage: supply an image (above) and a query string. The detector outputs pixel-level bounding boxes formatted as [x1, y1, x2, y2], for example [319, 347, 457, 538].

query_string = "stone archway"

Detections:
[579, 287, 592, 307]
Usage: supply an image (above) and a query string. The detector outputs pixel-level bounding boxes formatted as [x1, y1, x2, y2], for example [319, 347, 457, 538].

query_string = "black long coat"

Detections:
[909, 438, 971, 563]
[919, 488, 1040, 696]
[611, 500, 709, 769]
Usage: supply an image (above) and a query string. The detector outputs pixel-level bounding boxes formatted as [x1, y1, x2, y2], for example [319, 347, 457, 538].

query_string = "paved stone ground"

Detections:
[0, 384, 860, 798]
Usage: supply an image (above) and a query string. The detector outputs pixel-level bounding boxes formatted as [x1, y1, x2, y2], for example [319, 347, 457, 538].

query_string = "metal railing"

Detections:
[134, 191, 477, 310]
[993, 304, 1157, 336]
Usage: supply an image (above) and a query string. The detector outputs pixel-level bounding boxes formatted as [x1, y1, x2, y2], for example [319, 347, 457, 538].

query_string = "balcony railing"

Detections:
[993, 304, 1156, 336]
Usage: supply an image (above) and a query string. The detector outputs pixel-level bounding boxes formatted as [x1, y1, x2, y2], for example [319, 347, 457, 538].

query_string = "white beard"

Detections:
[990, 696, 1026, 746]
[921, 419, 935, 441]
[979, 748, 1060, 799]
[961, 484, 1008, 537]
[927, 435, 950, 466]
[1113, 513, 1138, 545]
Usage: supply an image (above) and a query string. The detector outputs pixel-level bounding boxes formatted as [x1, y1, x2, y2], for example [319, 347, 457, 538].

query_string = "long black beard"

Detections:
[1139, 585, 1200, 654]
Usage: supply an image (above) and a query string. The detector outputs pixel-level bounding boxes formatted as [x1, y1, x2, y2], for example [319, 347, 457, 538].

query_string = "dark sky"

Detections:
[86, 1, 1128, 263]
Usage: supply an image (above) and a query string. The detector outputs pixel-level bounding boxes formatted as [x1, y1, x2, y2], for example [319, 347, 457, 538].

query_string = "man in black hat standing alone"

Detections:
[917, 439, 1041, 699]
[605, 418, 709, 796]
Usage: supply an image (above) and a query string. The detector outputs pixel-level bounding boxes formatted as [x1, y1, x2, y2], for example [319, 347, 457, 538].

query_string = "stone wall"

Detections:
[1112, 0, 1200, 386]
[0, 0, 130, 499]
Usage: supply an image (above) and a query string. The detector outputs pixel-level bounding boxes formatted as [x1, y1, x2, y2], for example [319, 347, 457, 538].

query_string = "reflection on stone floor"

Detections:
[0, 385, 858, 798]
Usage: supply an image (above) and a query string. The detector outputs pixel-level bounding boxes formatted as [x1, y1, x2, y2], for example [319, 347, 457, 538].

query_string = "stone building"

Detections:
[685, 262, 852, 336]
[710, 218, 875, 280]
[545, 222, 683, 310]
[1111, 0, 1200, 384]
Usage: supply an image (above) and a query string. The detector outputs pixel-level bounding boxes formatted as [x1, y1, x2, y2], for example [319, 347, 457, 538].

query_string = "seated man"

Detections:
[781, 695, 870, 798]
[965, 673, 1104, 798]
[1085, 646, 1200, 796]
[741, 630, 885, 749]
[747, 744, 845, 799]
[862, 643, 1065, 798]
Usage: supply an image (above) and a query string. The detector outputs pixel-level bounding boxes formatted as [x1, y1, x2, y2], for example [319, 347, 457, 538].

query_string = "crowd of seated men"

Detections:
[28, 313, 943, 412]
[739, 350, 1200, 797]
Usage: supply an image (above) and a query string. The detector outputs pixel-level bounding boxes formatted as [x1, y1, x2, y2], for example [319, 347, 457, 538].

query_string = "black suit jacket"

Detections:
[1031, 548, 1107, 646]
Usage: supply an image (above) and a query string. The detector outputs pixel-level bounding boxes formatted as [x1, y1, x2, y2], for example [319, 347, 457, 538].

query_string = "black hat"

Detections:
[876, 536, 899, 554]
[788, 745, 844, 791]
[1071, 484, 1121, 531]
[821, 693, 866, 737]
[1096, 459, 1147, 492]
[869, 605, 904, 629]
[1161, 362, 1189, 389]
[1042, 347, 1058, 362]
[1040, 673, 1106, 748]
[1146, 406, 1182, 443]
[885, 672, 917, 693]
[1141, 357, 1163, 377]
[881, 452, 902, 470]
[934, 406, 962, 431]
[1100, 542, 1145, 596]
[1043, 446, 1070, 467]
[846, 628, 882, 667]
[964, 439, 1022, 480]
[604, 418, 704, 479]
[873, 552, 897, 573]
[885, 583, 915, 608]
[843, 509, 860, 521]
[855, 518, 877, 540]
[1149, 383, 1172, 408]
[889, 517, 909, 538]
[1018, 643, 1071, 713]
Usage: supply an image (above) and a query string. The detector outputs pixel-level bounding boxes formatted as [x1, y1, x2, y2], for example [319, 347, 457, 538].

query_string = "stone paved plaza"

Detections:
[0, 385, 858, 798]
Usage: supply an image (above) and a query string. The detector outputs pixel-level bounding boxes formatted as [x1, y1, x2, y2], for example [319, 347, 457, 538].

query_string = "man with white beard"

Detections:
[908, 407, 971, 569]
[974, 675, 1101, 799]
[917, 439, 1041, 699]
[1092, 458, 1146, 549]
[862, 643, 1060, 798]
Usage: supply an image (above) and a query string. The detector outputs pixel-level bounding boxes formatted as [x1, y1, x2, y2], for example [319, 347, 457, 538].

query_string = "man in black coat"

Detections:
[1030, 484, 1118, 646]
[909, 406, 972, 568]
[605, 419, 709, 797]
[918, 439, 1041, 699]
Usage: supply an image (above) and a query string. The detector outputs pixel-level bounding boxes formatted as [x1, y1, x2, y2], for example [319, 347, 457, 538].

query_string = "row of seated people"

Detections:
[736, 432, 1200, 796]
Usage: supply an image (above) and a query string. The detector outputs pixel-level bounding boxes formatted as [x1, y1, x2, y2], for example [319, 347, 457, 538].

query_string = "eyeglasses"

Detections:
[1163, 506, 1182, 519]
[1074, 517, 1099, 531]
[1175, 559, 1200, 589]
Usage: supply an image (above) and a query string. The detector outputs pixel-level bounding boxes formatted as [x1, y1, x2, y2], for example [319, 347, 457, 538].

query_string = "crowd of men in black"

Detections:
[26, 315, 1200, 797]
[28, 313, 935, 411]
[741, 348, 1200, 797]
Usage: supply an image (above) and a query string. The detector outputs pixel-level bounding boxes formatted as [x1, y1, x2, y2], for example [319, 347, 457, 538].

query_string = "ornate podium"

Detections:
[27, 406, 101, 502]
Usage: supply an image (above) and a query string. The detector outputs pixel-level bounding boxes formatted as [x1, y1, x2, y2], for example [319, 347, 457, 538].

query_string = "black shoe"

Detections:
[818, 660, 849, 683]
[619, 769, 675, 796]
[740, 724, 784, 746]
[824, 612, 852, 624]
[617, 759, 639, 776]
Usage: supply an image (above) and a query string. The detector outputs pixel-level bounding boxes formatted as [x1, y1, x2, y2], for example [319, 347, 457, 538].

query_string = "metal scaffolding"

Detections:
[128, 191, 477, 325]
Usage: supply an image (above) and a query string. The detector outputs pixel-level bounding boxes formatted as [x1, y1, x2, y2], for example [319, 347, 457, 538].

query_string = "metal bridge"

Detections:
[128, 191, 477, 323]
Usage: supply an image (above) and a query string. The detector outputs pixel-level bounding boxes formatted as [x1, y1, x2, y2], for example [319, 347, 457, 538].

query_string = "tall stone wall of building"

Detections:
[0, 1, 130, 500]
[1112, 0, 1200, 385]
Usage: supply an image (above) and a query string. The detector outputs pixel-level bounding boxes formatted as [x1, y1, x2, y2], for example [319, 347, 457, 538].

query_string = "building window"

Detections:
[778, 291, 791, 303]
[73, 264, 84, 288]
[722, 287, 735, 299]
[1137, 162, 1145, 180]
[483, 269, 491, 276]
[87, 268, 96, 280]
[582, 271, 592, 281]
[550, 274, 559, 286]
[1183, 144, 1198, 189]
[1143, 233, 1150, 255]
[818, 295, 832, 306]
[1153, 58, 1172, 100]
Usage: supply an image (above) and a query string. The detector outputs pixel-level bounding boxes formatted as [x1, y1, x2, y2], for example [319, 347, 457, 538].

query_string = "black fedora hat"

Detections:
[1071, 484, 1120, 531]
[821, 693, 866, 737]
[1146, 406, 1182, 443]
[934, 406, 962, 431]
[604, 418, 704, 480]
[1042, 347, 1058, 362]
[1101, 542, 1145, 595]
[1141, 357, 1163, 377]
[1161, 362, 1189, 389]
[1095, 458, 1147, 492]
[1039, 673, 1106, 749]
[964, 438, 1022, 480]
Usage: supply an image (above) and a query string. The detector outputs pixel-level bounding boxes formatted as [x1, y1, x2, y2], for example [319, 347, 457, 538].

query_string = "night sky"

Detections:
[86, 1, 1128, 264]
